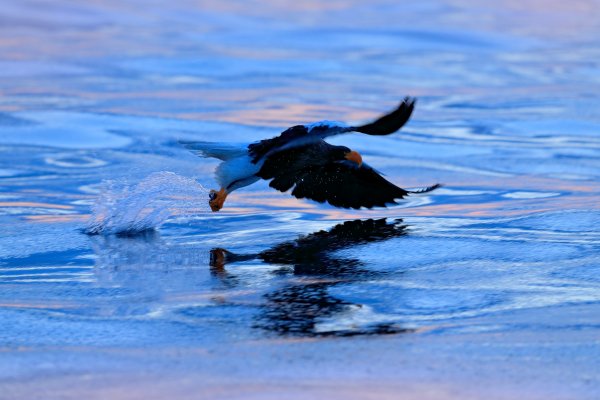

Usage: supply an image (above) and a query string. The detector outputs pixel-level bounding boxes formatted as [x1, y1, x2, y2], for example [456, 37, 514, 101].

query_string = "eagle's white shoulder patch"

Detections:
[304, 120, 348, 131]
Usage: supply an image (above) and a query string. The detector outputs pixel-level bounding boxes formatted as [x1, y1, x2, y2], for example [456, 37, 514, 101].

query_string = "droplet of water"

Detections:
[85, 171, 210, 235]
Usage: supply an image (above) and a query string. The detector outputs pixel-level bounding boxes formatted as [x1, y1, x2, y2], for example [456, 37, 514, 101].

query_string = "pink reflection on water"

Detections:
[188, 100, 407, 128]
[25, 214, 89, 223]
[0, 201, 73, 210]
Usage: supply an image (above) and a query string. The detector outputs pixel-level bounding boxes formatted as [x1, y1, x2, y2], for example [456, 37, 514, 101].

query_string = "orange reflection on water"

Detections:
[406, 203, 550, 218]
[407, 194, 600, 218]
[409, 174, 600, 199]
[228, 179, 600, 220]
[195, 0, 352, 14]
[184, 103, 354, 128]
[25, 214, 89, 223]
[0, 201, 73, 210]
[478, 175, 600, 193]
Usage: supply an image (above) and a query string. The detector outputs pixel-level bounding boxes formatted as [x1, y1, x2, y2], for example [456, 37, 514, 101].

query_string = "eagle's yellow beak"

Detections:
[345, 150, 363, 167]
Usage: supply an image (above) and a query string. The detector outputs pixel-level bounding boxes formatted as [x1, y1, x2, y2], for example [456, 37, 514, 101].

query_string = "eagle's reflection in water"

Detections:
[211, 219, 413, 337]
[90, 219, 413, 337]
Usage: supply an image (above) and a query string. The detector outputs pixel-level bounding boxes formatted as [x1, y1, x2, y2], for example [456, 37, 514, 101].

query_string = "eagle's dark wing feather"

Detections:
[289, 162, 409, 209]
[257, 142, 331, 192]
[353, 97, 416, 136]
[257, 143, 410, 209]
[248, 125, 310, 164]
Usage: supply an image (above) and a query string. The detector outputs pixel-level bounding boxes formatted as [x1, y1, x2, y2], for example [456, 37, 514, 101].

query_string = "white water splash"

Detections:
[85, 171, 210, 235]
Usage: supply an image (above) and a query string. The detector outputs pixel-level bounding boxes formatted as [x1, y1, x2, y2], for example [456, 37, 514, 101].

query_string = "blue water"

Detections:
[1, 1, 600, 399]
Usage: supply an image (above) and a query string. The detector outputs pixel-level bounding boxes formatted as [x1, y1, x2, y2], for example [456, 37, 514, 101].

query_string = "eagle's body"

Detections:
[181, 98, 439, 211]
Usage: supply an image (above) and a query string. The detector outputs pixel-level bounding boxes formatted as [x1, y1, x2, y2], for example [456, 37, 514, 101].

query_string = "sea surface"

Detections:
[1, 1, 600, 399]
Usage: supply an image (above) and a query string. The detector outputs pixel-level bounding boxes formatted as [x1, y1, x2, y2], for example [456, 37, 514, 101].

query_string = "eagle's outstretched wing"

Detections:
[248, 97, 416, 163]
[256, 142, 437, 209]
[286, 162, 409, 209]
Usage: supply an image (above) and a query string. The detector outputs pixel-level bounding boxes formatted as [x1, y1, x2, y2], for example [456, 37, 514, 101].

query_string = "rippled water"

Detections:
[1, 1, 600, 399]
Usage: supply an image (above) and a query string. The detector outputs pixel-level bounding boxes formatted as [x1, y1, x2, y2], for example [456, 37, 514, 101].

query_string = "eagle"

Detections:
[181, 97, 440, 212]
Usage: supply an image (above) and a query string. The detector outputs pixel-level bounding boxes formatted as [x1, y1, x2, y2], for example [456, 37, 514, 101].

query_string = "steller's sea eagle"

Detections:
[181, 97, 440, 212]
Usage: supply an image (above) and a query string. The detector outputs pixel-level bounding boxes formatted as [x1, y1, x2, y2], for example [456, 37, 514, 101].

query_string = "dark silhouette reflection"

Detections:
[211, 219, 413, 337]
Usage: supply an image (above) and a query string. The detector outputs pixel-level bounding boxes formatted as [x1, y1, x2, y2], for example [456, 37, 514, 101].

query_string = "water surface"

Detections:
[1, 1, 600, 399]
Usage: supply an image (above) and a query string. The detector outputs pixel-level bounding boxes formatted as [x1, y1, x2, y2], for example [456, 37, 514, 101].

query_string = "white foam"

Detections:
[85, 171, 210, 235]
